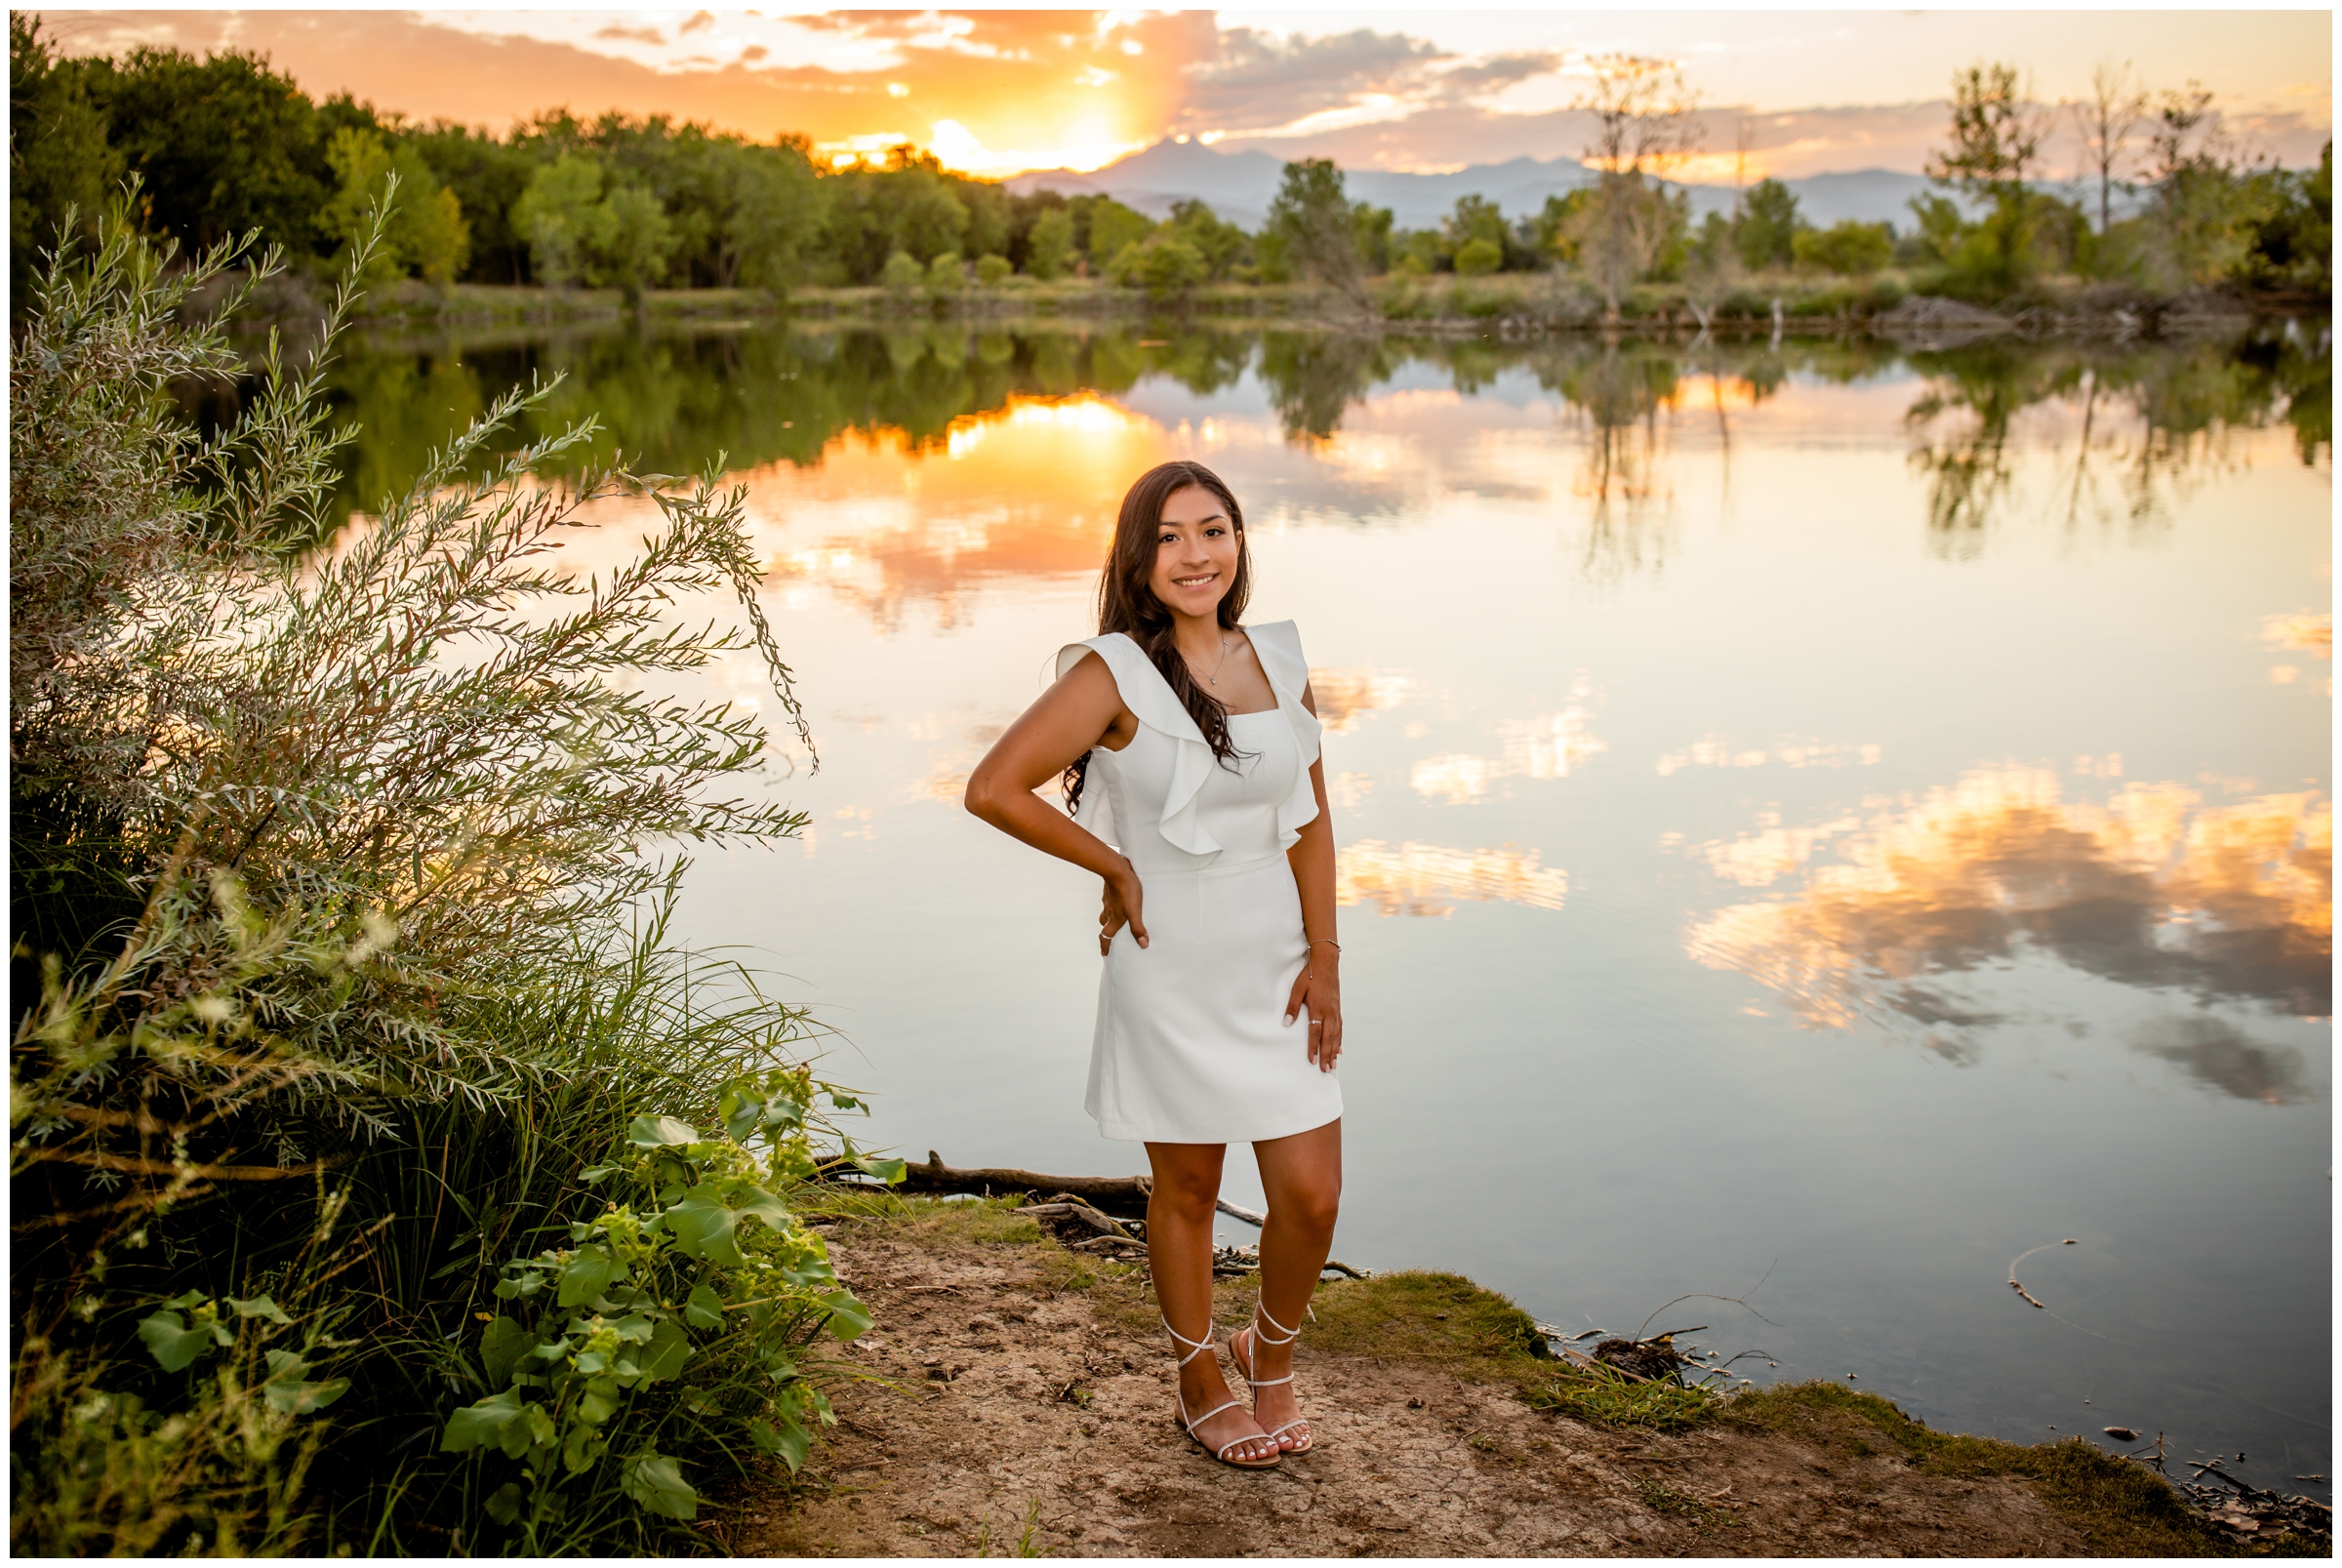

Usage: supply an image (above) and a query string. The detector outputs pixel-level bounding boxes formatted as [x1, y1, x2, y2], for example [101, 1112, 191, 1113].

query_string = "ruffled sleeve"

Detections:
[1055, 633, 1223, 858]
[1245, 621, 1324, 848]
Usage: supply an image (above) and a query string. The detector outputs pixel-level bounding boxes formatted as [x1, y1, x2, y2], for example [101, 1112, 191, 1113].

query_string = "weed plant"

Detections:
[11, 183, 870, 1554]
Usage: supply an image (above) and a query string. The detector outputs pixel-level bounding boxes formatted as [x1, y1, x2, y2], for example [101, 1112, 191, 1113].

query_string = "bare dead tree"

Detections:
[1569, 55, 1704, 318]
[1578, 54, 1704, 178]
[2073, 59, 2148, 233]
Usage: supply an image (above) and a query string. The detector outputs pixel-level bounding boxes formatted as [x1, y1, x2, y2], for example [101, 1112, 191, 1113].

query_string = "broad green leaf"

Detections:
[561, 1423, 603, 1475]
[732, 1185, 791, 1234]
[609, 1313, 656, 1344]
[626, 1114, 700, 1148]
[265, 1374, 349, 1416]
[854, 1156, 908, 1185]
[819, 1289, 873, 1343]
[780, 1255, 838, 1289]
[137, 1310, 214, 1373]
[161, 1289, 209, 1310]
[578, 1387, 617, 1423]
[575, 1349, 609, 1376]
[556, 1247, 623, 1307]
[663, 1188, 743, 1266]
[225, 1294, 293, 1324]
[441, 1389, 526, 1454]
[261, 1347, 348, 1413]
[623, 1451, 701, 1519]
[720, 1094, 762, 1145]
[639, 1317, 690, 1383]
[828, 1093, 863, 1111]
[751, 1415, 812, 1474]
[684, 1284, 724, 1330]
[484, 1482, 526, 1527]
[479, 1315, 533, 1388]
[578, 1164, 617, 1186]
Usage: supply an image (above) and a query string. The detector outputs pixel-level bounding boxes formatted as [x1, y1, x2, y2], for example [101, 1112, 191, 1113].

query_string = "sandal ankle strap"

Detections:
[1163, 1315, 1215, 1368]
[1251, 1303, 1301, 1346]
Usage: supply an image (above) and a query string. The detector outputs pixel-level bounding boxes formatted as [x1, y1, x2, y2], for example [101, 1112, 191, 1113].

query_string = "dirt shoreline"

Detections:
[716, 1200, 2297, 1558]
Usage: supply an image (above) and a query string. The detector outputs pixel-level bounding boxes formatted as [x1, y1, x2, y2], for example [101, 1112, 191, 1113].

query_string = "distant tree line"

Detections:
[10, 20, 2328, 314]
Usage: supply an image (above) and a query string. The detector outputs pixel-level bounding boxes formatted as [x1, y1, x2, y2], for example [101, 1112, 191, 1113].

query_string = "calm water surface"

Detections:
[335, 321, 2332, 1487]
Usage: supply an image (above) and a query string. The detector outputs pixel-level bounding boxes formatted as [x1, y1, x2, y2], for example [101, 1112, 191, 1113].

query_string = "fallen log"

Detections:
[893, 1151, 1152, 1217]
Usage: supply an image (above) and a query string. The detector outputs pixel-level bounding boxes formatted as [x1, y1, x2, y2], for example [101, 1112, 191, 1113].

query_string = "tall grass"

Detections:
[11, 182, 861, 1553]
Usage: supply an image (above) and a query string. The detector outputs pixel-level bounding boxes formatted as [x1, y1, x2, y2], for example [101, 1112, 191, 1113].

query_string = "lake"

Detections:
[326, 316, 2331, 1491]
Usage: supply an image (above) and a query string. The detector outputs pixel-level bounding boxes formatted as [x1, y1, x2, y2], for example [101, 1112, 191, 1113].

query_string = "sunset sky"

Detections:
[32, 8, 2334, 182]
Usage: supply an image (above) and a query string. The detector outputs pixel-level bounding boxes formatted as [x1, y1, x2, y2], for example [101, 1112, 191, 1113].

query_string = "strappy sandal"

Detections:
[1230, 1302, 1313, 1455]
[1164, 1316, 1280, 1469]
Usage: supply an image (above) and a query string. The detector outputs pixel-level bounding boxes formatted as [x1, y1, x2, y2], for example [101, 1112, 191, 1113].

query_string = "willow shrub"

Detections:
[11, 185, 871, 1553]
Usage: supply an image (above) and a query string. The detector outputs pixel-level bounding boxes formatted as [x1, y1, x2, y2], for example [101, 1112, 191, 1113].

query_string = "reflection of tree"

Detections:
[276, 322, 2323, 544]
[1905, 328, 2328, 552]
[1903, 345, 2076, 559]
[1533, 339, 1686, 583]
[1255, 332, 1393, 442]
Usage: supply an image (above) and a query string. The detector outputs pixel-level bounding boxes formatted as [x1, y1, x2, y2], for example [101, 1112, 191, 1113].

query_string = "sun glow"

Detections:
[925, 117, 1148, 177]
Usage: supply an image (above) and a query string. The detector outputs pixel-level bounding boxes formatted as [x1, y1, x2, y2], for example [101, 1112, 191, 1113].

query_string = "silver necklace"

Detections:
[1191, 634, 1234, 686]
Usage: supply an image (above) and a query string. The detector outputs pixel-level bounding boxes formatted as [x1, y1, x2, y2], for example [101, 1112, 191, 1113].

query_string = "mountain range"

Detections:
[1004, 140, 1951, 234]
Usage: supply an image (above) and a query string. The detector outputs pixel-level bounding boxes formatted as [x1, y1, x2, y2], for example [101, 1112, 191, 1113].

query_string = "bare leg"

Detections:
[1144, 1141, 1279, 1464]
[1244, 1118, 1342, 1450]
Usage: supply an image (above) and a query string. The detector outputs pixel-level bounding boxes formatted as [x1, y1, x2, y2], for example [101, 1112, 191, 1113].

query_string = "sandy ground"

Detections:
[724, 1226, 2085, 1558]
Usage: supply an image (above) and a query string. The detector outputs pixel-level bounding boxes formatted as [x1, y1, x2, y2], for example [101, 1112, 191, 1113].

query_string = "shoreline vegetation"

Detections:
[237, 269, 2322, 342]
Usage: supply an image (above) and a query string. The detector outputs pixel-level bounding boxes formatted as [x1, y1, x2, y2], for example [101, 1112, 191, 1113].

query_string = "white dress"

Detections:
[1054, 621, 1344, 1145]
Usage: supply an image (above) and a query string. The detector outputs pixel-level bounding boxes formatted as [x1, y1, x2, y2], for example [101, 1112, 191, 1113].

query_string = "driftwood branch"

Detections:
[892, 1151, 1153, 1217]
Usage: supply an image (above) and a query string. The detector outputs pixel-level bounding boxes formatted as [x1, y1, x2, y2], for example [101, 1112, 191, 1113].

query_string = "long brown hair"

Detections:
[1064, 461, 1253, 814]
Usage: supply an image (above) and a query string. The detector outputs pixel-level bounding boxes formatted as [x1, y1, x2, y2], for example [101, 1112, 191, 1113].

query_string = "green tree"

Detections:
[719, 138, 827, 292]
[1901, 193, 1967, 265]
[2234, 141, 2332, 292]
[1442, 194, 1513, 270]
[1025, 207, 1074, 279]
[973, 252, 1013, 286]
[879, 248, 924, 298]
[512, 152, 605, 288]
[1736, 179, 1803, 270]
[96, 44, 336, 257]
[319, 128, 469, 285]
[1794, 220, 1893, 275]
[1452, 237, 1502, 276]
[10, 18, 123, 305]
[1109, 233, 1207, 299]
[1924, 62, 2045, 289]
[1260, 158, 1374, 310]
[1165, 198, 1249, 279]
[1081, 197, 1153, 270]
[925, 250, 965, 292]
[1532, 189, 1592, 264]
[404, 121, 538, 282]
[590, 181, 678, 304]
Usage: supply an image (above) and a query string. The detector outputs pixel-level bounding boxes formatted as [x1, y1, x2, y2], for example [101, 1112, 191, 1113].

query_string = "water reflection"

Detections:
[1902, 332, 2332, 555]
[1337, 840, 1569, 917]
[297, 322, 2327, 562]
[2132, 1014, 2314, 1105]
[1684, 768, 2331, 1091]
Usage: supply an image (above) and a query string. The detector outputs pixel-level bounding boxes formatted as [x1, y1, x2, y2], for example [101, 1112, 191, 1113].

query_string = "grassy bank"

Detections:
[316, 271, 2318, 340]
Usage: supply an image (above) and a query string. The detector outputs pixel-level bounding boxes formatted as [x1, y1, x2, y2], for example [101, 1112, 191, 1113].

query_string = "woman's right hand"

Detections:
[1100, 863, 1149, 954]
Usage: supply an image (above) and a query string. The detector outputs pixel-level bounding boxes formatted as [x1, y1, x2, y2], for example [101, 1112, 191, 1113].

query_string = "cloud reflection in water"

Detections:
[1684, 768, 2330, 1097]
[1338, 840, 1568, 917]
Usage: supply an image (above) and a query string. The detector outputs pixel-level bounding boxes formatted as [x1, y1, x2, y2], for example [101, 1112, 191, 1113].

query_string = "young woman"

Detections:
[964, 460, 1343, 1470]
